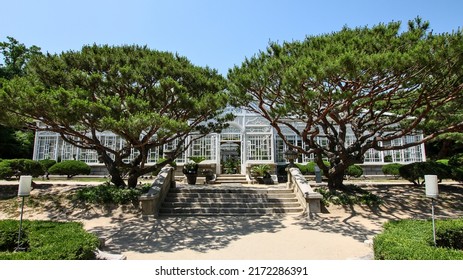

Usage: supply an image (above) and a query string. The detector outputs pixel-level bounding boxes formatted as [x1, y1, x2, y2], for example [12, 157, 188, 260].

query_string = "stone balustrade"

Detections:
[139, 165, 176, 216]
[287, 167, 323, 214]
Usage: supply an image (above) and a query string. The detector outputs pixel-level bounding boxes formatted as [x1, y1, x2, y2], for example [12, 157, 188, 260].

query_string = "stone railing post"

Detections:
[287, 167, 323, 215]
[139, 165, 175, 217]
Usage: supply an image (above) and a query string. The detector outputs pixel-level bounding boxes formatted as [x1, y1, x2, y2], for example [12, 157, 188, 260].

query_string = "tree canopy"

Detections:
[1, 44, 231, 187]
[0, 36, 41, 158]
[228, 19, 463, 189]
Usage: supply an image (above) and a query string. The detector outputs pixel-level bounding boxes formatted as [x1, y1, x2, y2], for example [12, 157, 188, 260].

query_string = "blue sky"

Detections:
[1, 0, 462, 75]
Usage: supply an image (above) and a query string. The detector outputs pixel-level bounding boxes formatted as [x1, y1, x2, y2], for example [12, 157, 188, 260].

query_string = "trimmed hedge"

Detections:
[39, 159, 57, 172]
[374, 219, 463, 260]
[346, 165, 363, 178]
[48, 160, 91, 178]
[295, 161, 329, 175]
[398, 161, 451, 186]
[381, 163, 403, 178]
[0, 159, 45, 179]
[73, 182, 151, 205]
[0, 220, 99, 260]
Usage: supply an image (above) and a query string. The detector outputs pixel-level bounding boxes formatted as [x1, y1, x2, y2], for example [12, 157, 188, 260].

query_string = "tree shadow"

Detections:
[87, 215, 287, 254]
[292, 183, 463, 243]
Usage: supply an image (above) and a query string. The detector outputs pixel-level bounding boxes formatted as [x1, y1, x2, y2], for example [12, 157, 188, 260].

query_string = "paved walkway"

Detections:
[3, 178, 463, 260]
[84, 214, 375, 260]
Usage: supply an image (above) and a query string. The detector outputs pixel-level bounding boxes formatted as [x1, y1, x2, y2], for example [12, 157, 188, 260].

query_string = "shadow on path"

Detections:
[89, 215, 287, 254]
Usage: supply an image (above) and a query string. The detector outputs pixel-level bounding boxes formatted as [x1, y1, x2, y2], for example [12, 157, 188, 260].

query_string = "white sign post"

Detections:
[16, 175, 32, 251]
[425, 175, 439, 246]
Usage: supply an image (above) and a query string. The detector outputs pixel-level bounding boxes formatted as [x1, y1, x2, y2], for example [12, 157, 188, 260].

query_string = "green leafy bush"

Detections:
[382, 163, 403, 178]
[48, 160, 91, 178]
[74, 182, 151, 205]
[250, 164, 271, 177]
[0, 220, 28, 251]
[316, 185, 382, 207]
[374, 219, 463, 260]
[435, 219, 463, 250]
[399, 161, 451, 186]
[295, 161, 329, 175]
[0, 220, 99, 260]
[448, 153, 463, 167]
[346, 165, 363, 178]
[448, 154, 463, 182]
[39, 159, 57, 171]
[0, 159, 45, 179]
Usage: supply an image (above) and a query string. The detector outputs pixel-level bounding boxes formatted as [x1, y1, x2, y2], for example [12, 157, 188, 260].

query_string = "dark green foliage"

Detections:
[374, 219, 463, 260]
[74, 182, 151, 205]
[250, 164, 271, 177]
[0, 220, 28, 251]
[399, 161, 451, 186]
[0, 159, 45, 179]
[295, 163, 310, 174]
[448, 154, 463, 182]
[1, 44, 231, 188]
[345, 165, 363, 178]
[228, 18, 463, 189]
[0, 220, 99, 260]
[39, 159, 57, 171]
[315, 185, 382, 207]
[47, 160, 91, 178]
[0, 126, 35, 159]
[295, 161, 328, 175]
[435, 219, 463, 250]
[449, 153, 463, 167]
[382, 163, 403, 177]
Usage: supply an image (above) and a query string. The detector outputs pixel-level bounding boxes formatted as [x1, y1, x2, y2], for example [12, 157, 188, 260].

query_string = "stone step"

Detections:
[159, 185, 304, 216]
[169, 187, 293, 194]
[159, 207, 303, 216]
[165, 192, 297, 199]
[162, 201, 302, 208]
[163, 197, 299, 203]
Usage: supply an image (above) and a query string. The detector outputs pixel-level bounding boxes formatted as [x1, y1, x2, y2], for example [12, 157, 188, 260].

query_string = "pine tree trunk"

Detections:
[98, 151, 127, 187]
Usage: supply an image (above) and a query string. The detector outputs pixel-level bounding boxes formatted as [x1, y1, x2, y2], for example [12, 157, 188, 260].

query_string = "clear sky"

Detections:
[1, 0, 462, 75]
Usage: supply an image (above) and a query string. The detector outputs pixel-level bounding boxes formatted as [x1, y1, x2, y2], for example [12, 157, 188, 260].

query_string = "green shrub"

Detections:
[316, 185, 382, 207]
[0, 220, 28, 251]
[374, 219, 463, 260]
[435, 218, 463, 250]
[0, 159, 45, 179]
[295, 163, 309, 174]
[384, 155, 393, 162]
[448, 154, 463, 182]
[382, 163, 403, 178]
[0, 162, 14, 179]
[39, 159, 57, 171]
[399, 161, 451, 186]
[48, 160, 91, 178]
[448, 153, 463, 167]
[295, 161, 328, 175]
[250, 164, 271, 177]
[0, 220, 99, 260]
[74, 182, 151, 205]
[346, 165, 363, 178]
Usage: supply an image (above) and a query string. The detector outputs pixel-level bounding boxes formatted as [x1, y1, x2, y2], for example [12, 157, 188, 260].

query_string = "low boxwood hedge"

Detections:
[374, 218, 463, 260]
[0, 220, 99, 260]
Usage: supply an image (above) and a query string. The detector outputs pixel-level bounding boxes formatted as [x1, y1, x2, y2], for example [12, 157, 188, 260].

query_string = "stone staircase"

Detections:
[159, 184, 303, 216]
[214, 174, 248, 184]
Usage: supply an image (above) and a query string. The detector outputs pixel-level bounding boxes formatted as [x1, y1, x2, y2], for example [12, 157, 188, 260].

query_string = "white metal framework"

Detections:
[33, 108, 426, 174]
